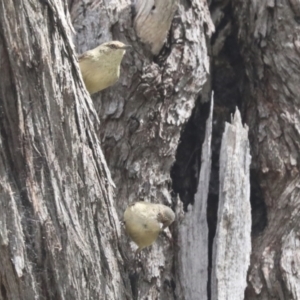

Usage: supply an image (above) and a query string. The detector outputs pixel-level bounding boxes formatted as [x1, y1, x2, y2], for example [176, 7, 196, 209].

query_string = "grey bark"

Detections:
[211, 109, 251, 300]
[70, 0, 214, 299]
[230, 1, 300, 299]
[209, 0, 300, 299]
[6, 0, 295, 299]
[0, 0, 128, 299]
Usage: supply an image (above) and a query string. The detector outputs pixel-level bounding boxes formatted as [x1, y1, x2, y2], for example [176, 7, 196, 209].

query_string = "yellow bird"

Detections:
[124, 201, 175, 253]
[78, 41, 130, 94]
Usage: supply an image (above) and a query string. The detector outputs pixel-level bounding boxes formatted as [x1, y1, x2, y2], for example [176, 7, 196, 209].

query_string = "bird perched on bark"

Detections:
[78, 41, 131, 94]
[124, 201, 175, 253]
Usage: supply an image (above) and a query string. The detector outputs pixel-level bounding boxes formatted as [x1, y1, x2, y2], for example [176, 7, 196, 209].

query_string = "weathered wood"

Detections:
[134, 0, 179, 55]
[0, 0, 128, 298]
[211, 109, 251, 300]
[177, 96, 214, 300]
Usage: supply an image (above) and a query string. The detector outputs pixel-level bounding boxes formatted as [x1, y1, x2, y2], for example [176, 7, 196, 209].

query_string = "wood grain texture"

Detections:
[211, 109, 251, 300]
[177, 96, 214, 300]
[134, 0, 179, 55]
[0, 0, 127, 298]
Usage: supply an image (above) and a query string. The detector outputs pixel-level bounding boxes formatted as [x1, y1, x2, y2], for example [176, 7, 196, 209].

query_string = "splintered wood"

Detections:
[211, 108, 251, 300]
[177, 98, 213, 300]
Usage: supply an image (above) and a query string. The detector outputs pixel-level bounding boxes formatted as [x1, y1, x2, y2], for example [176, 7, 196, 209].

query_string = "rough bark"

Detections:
[209, 0, 300, 299]
[69, 0, 214, 299]
[0, 0, 128, 299]
[211, 109, 251, 300]
[6, 0, 297, 299]
[231, 1, 300, 299]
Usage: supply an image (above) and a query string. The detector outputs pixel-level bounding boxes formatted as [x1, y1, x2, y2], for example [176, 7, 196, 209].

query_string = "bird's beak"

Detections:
[121, 44, 132, 50]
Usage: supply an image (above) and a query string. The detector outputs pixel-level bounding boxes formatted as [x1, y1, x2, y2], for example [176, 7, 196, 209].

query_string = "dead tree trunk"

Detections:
[176, 97, 214, 300]
[211, 109, 251, 300]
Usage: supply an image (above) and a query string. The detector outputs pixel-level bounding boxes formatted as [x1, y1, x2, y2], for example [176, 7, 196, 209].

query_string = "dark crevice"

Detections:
[128, 260, 145, 300]
[250, 169, 268, 235]
[170, 98, 211, 212]
[128, 270, 139, 300]
[206, 193, 219, 300]
[154, 11, 182, 65]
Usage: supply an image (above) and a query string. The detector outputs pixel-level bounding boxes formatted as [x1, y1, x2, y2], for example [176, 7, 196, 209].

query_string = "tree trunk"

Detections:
[2, 0, 298, 299]
[233, 1, 300, 299]
[0, 0, 129, 298]
[210, 0, 300, 299]
[70, 0, 214, 299]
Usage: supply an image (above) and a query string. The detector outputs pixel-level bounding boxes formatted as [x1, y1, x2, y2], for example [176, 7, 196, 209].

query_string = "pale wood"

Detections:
[177, 96, 214, 300]
[211, 109, 251, 300]
[134, 0, 179, 55]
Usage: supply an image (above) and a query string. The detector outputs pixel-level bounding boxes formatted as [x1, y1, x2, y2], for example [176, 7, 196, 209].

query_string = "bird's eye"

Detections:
[109, 44, 117, 49]
[152, 5, 156, 10]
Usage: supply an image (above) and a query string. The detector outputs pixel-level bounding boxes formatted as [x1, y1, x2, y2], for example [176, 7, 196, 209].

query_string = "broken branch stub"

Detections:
[134, 0, 178, 55]
[211, 108, 252, 300]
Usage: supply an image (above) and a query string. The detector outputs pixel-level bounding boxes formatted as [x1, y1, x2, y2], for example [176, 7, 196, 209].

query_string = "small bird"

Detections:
[78, 41, 131, 94]
[124, 201, 175, 253]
